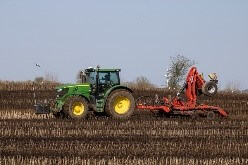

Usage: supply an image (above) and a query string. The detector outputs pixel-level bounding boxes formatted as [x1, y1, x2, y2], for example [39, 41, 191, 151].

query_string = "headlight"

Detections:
[57, 88, 69, 98]
[57, 89, 63, 92]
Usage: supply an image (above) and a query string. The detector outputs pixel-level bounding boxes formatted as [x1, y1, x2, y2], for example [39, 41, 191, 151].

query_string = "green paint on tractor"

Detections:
[37, 67, 135, 119]
[54, 83, 91, 112]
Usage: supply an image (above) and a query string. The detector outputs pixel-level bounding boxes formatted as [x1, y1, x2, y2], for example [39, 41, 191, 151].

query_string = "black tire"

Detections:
[206, 111, 217, 119]
[191, 111, 199, 119]
[202, 81, 218, 97]
[92, 111, 107, 119]
[191, 110, 204, 119]
[157, 110, 170, 118]
[106, 90, 135, 119]
[63, 96, 89, 119]
[52, 111, 65, 119]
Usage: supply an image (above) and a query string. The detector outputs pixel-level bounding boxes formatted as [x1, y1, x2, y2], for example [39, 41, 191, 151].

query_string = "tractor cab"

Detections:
[82, 67, 121, 96]
[84, 67, 121, 85]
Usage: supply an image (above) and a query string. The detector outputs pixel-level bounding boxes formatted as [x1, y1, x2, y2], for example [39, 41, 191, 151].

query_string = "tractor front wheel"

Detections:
[63, 96, 89, 119]
[106, 90, 135, 119]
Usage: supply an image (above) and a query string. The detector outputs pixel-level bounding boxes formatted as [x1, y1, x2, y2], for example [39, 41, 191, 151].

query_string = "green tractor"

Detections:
[35, 67, 135, 119]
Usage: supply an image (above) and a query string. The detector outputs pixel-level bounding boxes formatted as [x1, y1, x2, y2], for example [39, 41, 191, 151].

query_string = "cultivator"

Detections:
[136, 67, 228, 119]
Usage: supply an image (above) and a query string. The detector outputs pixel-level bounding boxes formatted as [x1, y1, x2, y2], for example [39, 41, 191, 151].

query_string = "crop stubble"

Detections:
[0, 83, 248, 164]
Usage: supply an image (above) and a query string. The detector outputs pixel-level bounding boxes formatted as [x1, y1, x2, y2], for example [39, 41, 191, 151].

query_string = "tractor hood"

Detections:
[55, 83, 90, 90]
[55, 83, 91, 100]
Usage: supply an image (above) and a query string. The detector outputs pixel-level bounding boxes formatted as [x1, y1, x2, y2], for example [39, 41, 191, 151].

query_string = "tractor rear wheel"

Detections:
[63, 96, 89, 119]
[106, 90, 135, 119]
[202, 81, 218, 97]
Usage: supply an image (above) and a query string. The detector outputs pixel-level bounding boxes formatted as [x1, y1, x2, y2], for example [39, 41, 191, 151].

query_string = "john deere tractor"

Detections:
[35, 67, 135, 119]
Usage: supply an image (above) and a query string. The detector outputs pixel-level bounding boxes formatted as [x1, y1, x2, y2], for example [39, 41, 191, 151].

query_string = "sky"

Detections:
[0, 0, 247, 89]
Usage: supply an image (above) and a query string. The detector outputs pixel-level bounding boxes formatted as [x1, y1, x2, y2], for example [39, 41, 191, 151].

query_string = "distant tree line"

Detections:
[32, 55, 242, 92]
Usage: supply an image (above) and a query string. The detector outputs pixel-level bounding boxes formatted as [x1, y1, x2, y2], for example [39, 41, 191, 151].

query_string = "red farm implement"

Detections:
[136, 67, 228, 119]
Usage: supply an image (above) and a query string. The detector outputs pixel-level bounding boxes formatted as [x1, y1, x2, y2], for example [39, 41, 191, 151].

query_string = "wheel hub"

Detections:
[72, 102, 85, 116]
[113, 96, 130, 115]
[208, 86, 216, 94]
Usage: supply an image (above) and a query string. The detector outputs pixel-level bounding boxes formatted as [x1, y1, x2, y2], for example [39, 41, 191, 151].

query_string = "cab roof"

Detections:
[98, 69, 121, 72]
[85, 68, 121, 72]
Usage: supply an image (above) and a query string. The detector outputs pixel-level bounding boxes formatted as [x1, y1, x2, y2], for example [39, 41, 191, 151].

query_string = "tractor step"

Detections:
[95, 99, 104, 112]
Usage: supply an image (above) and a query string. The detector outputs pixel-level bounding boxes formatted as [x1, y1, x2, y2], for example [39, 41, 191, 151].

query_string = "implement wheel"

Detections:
[206, 111, 217, 119]
[202, 81, 218, 97]
[106, 90, 135, 119]
[63, 96, 89, 119]
[191, 110, 205, 119]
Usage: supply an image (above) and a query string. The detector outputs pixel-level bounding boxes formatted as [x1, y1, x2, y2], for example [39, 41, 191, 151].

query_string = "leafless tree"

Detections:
[124, 76, 155, 90]
[224, 81, 241, 92]
[44, 72, 58, 82]
[167, 55, 195, 90]
[34, 77, 44, 84]
[34, 72, 58, 84]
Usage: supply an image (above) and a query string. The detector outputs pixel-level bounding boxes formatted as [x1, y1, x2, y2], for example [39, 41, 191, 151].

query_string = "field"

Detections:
[0, 82, 248, 164]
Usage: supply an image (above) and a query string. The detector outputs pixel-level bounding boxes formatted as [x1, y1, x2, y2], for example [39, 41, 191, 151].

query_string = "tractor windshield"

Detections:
[86, 72, 97, 84]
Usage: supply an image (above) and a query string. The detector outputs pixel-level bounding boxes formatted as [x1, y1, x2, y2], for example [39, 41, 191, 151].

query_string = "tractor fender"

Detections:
[55, 94, 90, 112]
[74, 94, 90, 103]
[104, 85, 133, 100]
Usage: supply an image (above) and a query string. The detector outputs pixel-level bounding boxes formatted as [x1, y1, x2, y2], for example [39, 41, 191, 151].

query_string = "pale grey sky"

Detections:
[0, 0, 247, 89]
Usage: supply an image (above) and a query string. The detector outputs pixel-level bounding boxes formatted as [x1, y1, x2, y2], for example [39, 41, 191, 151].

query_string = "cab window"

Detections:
[87, 72, 96, 84]
[99, 72, 119, 84]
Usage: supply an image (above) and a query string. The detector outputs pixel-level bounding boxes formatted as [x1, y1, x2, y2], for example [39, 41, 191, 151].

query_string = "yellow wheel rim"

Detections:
[113, 96, 131, 115]
[72, 102, 85, 116]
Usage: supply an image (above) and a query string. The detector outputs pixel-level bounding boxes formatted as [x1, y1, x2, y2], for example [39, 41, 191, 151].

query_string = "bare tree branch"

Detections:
[167, 55, 195, 89]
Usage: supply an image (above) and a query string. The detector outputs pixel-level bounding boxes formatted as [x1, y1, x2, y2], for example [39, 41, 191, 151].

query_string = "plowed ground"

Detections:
[0, 88, 248, 164]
